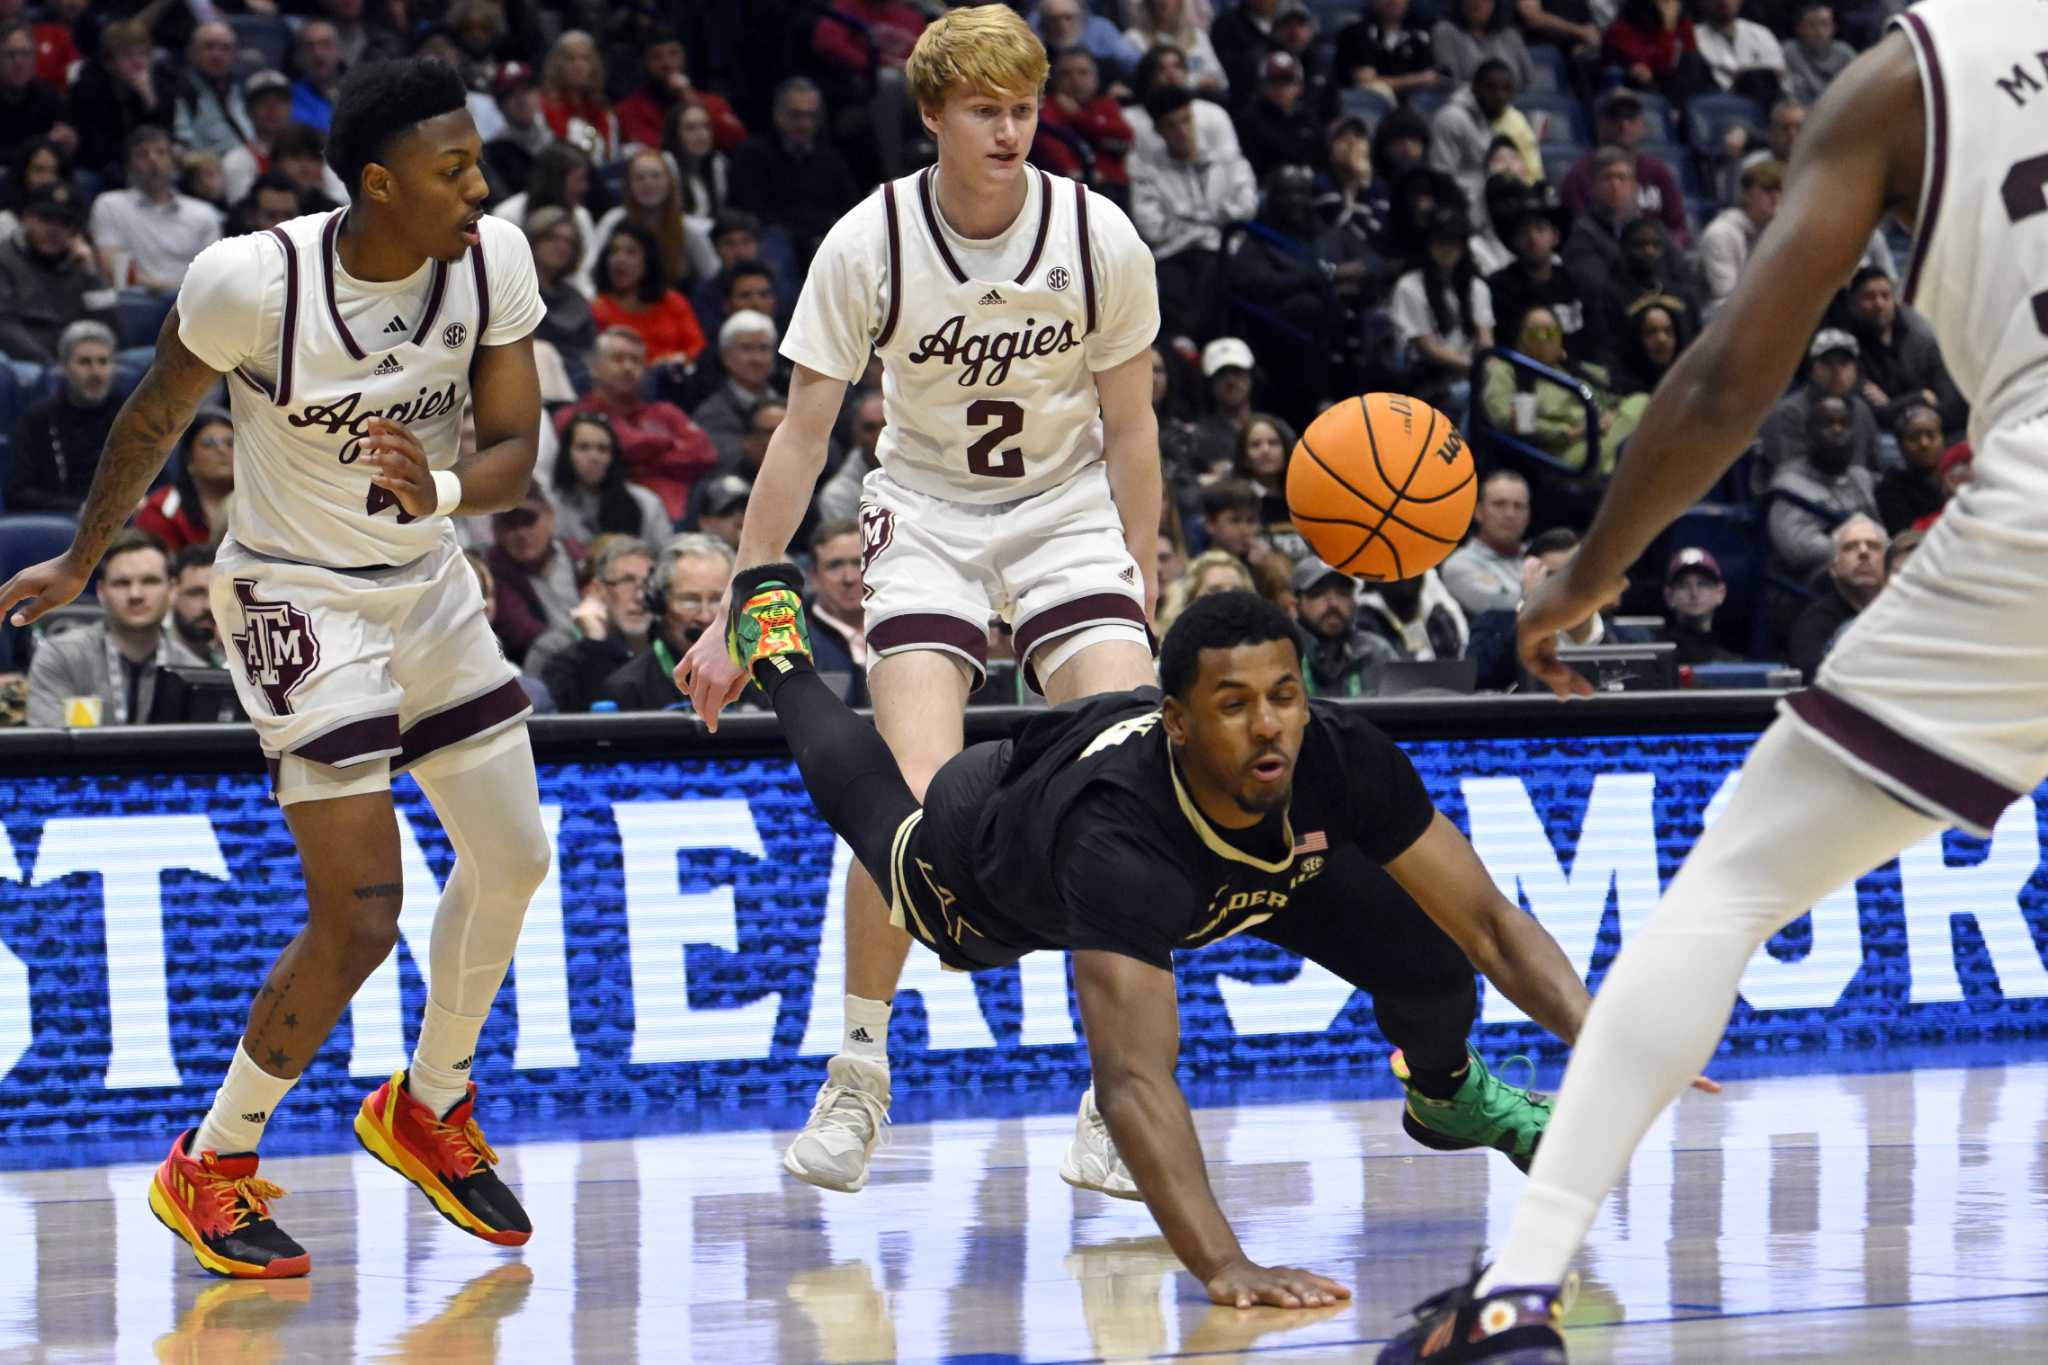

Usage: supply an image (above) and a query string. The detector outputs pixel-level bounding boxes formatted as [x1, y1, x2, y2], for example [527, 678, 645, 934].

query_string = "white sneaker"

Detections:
[1058, 1087, 1142, 1200]
[782, 1055, 891, 1193]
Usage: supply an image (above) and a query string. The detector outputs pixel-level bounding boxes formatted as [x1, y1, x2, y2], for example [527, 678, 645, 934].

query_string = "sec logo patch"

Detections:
[1046, 266, 1070, 292]
[443, 322, 468, 349]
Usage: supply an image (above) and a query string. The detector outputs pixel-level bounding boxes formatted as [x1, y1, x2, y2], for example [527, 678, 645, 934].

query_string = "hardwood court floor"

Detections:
[9, 1063, 2048, 1362]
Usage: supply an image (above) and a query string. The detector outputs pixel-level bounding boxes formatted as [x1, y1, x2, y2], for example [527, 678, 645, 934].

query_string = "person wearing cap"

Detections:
[1429, 58, 1534, 210]
[0, 183, 116, 366]
[221, 71, 346, 205]
[1485, 186, 1588, 356]
[1786, 513, 1887, 683]
[1840, 264, 1967, 435]
[1316, 113, 1389, 243]
[1656, 547, 1740, 665]
[615, 29, 747, 158]
[1190, 336, 1258, 465]
[88, 125, 224, 294]
[172, 21, 253, 159]
[688, 471, 754, 553]
[479, 62, 553, 206]
[1561, 88, 1690, 247]
[1698, 157, 1782, 307]
[1758, 327, 1882, 481]
[1237, 49, 1321, 178]
[485, 483, 586, 666]
[1694, 0, 1786, 101]
[1389, 206, 1495, 411]
[1294, 559, 1406, 696]
[1766, 392, 1880, 588]
[1130, 85, 1257, 337]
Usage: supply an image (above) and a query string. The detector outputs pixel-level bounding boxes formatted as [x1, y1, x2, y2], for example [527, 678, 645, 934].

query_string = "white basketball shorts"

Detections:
[1781, 422, 2048, 835]
[857, 461, 1148, 691]
[212, 533, 529, 801]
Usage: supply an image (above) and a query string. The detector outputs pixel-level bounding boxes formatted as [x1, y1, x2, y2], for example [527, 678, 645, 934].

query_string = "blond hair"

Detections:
[905, 6, 1049, 111]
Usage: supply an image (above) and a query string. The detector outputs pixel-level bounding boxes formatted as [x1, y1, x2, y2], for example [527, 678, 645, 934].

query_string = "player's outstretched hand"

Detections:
[361, 416, 437, 520]
[1203, 1258, 1352, 1311]
[1, 553, 90, 628]
[674, 600, 749, 731]
[1515, 566, 1625, 699]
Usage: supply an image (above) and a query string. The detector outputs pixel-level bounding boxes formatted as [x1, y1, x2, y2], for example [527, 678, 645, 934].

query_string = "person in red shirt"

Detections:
[133, 408, 234, 554]
[614, 28, 747, 155]
[591, 219, 708, 367]
[812, 0, 927, 71]
[539, 29, 618, 161]
[558, 327, 719, 520]
[1603, 0, 1711, 102]
[1035, 45, 1133, 200]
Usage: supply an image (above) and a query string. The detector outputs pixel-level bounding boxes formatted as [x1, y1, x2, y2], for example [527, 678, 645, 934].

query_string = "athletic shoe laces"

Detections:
[808, 1082, 890, 1145]
[425, 1113, 499, 1178]
[203, 1171, 288, 1233]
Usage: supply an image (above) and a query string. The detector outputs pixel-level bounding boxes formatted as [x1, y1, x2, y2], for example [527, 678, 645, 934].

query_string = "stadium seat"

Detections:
[1340, 86, 1393, 129]
[1640, 138, 1698, 195]
[1408, 86, 1447, 119]
[228, 13, 293, 71]
[1540, 142, 1587, 186]
[1518, 91, 1587, 145]
[1686, 91, 1763, 156]
[1305, 0, 1364, 32]
[116, 289, 175, 349]
[1528, 44, 1567, 93]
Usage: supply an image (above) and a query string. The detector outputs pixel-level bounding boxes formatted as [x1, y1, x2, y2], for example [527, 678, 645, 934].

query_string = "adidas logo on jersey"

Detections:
[372, 354, 404, 376]
[977, 289, 1005, 306]
[382, 315, 408, 335]
[848, 1027, 875, 1044]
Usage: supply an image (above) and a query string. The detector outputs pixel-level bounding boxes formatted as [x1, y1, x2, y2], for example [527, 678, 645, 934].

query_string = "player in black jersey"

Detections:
[717, 567, 1603, 1309]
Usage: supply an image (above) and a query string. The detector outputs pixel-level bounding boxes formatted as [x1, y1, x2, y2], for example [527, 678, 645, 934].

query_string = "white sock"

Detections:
[193, 1042, 300, 1155]
[1481, 722, 1941, 1292]
[408, 998, 485, 1116]
[406, 733, 551, 1118]
[842, 994, 891, 1064]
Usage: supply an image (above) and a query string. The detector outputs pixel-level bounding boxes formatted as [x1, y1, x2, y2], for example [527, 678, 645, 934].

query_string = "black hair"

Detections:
[2, 136, 71, 213]
[270, 122, 328, 168]
[526, 142, 590, 211]
[721, 259, 776, 304]
[168, 406, 234, 541]
[171, 542, 216, 577]
[1847, 264, 1891, 297]
[1472, 57, 1513, 87]
[1132, 42, 1188, 100]
[1420, 208, 1478, 340]
[1159, 590, 1301, 699]
[1526, 526, 1581, 558]
[1457, 0, 1511, 33]
[1201, 479, 1261, 519]
[709, 209, 762, 243]
[553, 411, 647, 537]
[1144, 83, 1196, 122]
[102, 526, 170, 573]
[327, 56, 470, 201]
[598, 219, 668, 304]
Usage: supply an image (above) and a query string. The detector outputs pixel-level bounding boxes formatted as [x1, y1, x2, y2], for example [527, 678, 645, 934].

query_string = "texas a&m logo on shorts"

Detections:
[231, 581, 320, 715]
[859, 505, 896, 574]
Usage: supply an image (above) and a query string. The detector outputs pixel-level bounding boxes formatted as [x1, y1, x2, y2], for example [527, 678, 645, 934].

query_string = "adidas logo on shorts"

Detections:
[848, 1027, 874, 1044]
[241, 1110, 268, 1124]
[373, 354, 404, 376]
[382, 315, 408, 334]
[977, 289, 1005, 306]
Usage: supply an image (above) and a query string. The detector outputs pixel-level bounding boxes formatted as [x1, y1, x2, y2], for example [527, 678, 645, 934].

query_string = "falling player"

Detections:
[1385, 9, 2048, 1361]
[678, 6, 1166, 1196]
[720, 571, 1620, 1306]
[0, 58, 549, 1277]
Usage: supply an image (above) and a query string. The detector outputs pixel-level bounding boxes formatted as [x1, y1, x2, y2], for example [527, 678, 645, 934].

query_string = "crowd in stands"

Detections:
[0, 0, 1971, 727]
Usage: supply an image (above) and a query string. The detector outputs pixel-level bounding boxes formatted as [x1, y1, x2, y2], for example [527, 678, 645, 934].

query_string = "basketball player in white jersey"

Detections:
[1387, 7, 2042, 1360]
[676, 6, 1165, 1196]
[0, 58, 551, 1278]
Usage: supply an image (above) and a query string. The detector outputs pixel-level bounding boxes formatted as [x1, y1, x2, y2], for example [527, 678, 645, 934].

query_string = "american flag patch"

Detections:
[1292, 831, 1328, 856]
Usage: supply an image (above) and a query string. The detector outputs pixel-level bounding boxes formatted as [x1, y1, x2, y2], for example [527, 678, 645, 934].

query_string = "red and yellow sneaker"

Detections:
[146, 1131, 310, 1279]
[354, 1071, 531, 1246]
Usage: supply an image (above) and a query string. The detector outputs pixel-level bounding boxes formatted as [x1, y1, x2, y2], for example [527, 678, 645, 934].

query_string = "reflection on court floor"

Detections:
[9, 1064, 2048, 1362]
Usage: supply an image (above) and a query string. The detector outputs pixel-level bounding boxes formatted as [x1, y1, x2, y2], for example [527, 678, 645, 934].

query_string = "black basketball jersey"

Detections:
[916, 687, 1438, 970]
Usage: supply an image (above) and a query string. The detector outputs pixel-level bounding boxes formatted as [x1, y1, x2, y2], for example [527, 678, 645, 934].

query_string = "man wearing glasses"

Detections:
[525, 536, 657, 712]
[597, 533, 760, 712]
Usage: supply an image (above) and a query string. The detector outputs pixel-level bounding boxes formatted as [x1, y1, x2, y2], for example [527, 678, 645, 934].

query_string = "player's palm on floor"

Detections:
[1204, 1258, 1351, 1310]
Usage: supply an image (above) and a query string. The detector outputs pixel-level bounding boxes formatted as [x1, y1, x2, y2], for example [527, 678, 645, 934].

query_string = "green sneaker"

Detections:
[1390, 1047, 1553, 1173]
[725, 562, 812, 674]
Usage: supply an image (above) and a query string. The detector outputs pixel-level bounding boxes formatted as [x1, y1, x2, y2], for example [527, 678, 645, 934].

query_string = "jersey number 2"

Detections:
[2003, 154, 2048, 334]
[965, 399, 1025, 478]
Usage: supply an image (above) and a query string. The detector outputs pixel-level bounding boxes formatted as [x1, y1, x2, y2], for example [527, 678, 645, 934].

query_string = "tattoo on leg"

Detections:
[351, 882, 403, 901]
[253, 970, 297, 1038]
[264, 1048, 292, 1070]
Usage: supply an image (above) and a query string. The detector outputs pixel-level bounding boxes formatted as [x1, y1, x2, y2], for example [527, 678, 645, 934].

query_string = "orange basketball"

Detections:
[1285, 392, 1476, 582]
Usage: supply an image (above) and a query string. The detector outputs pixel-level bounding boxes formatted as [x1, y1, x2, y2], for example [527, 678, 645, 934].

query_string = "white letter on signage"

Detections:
[1898, 798, 2048, 1004]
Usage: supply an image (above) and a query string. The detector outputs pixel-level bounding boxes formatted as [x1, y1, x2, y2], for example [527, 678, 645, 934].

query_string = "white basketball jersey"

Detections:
[222, 210, 491, 567]
[873, 166, 1106, 505]
[1894, 3, 2048, 433]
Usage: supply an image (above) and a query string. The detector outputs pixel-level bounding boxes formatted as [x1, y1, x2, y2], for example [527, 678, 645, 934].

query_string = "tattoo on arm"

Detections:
[68, 308, 223, 566]
[351, 883, 404, 901]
